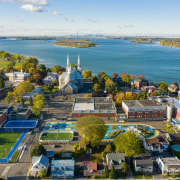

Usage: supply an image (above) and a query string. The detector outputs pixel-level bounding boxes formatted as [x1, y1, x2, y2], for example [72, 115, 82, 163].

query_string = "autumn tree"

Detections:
[51, 65, 65, 73]
[121, 74, 130, 85]
[82, 70, 92, 79]
[114, 131, 143, 157]
[31, 94, 46, 116]
[30, 144, 46, 157]
[76, 115, 108, 147]
[92, 75, 99, 85]
[98, 71, 105, 78]
[93, 83, 101, 91]
[137, 74, 145, 80]
[105, 82, 119, 94]
[112, 73, 118, 78]
[158, 82, 168, 93]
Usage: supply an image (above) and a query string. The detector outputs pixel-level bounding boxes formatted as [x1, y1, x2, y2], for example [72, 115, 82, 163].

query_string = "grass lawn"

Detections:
[134, 175, 152, 179]
[0, 132, 22, 159]
[0, 60, 23, 68]
[41, 132, 73, 140]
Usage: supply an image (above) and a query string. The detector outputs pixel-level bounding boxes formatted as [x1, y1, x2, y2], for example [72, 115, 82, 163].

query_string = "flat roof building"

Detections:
[72, 97, 117, 120]
[122, 100, 165, 121]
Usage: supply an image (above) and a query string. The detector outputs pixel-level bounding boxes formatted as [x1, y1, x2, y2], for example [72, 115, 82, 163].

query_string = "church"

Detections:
[58, 54, 83, 94]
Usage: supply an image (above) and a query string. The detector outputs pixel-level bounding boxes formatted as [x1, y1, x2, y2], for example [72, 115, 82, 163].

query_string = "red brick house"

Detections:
[134, 79, 148, 89]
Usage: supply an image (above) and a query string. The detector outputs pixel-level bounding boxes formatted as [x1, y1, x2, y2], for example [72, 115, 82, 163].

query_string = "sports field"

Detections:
[0, 132, 22, 159]
[41, 132, 73, 140]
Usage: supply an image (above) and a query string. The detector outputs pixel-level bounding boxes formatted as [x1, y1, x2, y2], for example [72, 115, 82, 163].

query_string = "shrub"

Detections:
[172, 173, 176, 178]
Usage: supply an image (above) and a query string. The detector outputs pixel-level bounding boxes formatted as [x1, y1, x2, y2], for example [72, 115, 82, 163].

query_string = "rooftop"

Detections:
[73, 97, 116, 111]
[135, 156, 153, 167]
[160, 156, 180, 165]
[123, 100, 162, 107]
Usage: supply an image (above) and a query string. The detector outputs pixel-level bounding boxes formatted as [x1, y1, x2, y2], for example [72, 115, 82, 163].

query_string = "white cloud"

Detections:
[20, 4, 46, 12]
[87, 18, 99, 23]
[0, 0, 48, 5]
[52, 11, 62, 16]
[65, 17, 74, 22]
[124, 25, 134, 28]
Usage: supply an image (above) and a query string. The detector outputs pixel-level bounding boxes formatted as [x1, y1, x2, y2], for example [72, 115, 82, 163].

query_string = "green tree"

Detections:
[92, 75, 99, 85]
[0, 78, 5, 88]
[93, 83, 101, 91]
[2, 51, 11, 59]
[158, 82, 168, 93]
[122, 74, 130, 85]
[38, 64, 46, 71]
[105, 82, 119, 94]
[31, 94, 46, 116]
[104, 168, 109, 178]
[76, 115, 108, 147]
[121, 162, 128, 174]
[114, 131, 143, 157]
[51, 65, 65, 73]
[25, 57, 39, 67]
[104, 144, 112, 153]
[30, 144, 46, 157]
[82, 70, 92, 79]
[109, 165, 116, 179]
[39, 168, 46, 178]
[150, 91, 160, 96]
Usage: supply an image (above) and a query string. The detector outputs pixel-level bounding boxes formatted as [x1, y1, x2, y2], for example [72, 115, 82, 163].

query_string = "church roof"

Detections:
[59, 70, 83, 82]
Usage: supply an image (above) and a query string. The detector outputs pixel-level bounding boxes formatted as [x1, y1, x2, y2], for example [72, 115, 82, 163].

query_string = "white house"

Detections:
[143, 137, 169, 153]
[156, 156, 180, 174]
[30, 155, 49, 178]
[134, 156, 153, 174]
[5, 69, 30, 83]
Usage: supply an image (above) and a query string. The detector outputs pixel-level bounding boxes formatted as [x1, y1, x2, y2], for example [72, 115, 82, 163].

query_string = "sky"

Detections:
[0, 0, 180, 36]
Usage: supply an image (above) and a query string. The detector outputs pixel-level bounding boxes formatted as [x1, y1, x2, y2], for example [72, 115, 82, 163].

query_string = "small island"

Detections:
[131, 38, 153, 43]
[159, 39, 180, 48]
[53, 39, 100, 48]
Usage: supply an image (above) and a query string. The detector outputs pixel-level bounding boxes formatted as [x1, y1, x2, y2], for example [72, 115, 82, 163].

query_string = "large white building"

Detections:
[5, 69, 30, 83]
[59, 55, 83, 94]
[156, 156, 180, 174]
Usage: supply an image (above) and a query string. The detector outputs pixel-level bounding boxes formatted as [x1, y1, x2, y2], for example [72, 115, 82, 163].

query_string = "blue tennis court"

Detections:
[44, 122, 76, 131]
[5, 120, 37, 129]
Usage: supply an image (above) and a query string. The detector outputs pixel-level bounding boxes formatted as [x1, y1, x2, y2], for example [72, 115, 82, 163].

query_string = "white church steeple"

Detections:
[77, 54, 82, 73]
[66, 54, 71, 72]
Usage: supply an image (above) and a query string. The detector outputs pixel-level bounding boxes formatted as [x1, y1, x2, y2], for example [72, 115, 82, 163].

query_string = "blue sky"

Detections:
[0, 0, 180, 36]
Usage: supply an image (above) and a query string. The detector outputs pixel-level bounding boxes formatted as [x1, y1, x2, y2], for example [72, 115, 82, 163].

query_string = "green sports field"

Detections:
[0, 132, 22, 159]
[41, 132, 73, 140]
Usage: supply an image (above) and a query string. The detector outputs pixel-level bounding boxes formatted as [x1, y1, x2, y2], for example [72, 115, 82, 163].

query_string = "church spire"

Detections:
[66, 54, 71, 72]
[77, 54, 82, 73]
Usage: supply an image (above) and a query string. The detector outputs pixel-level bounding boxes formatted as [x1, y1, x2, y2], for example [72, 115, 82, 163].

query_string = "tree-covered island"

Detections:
[131, 38, 153, 43]
[53, 39, 100, 48]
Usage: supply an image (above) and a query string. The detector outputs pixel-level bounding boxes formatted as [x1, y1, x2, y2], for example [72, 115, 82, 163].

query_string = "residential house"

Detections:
[141, 86, 159, 93]
[5, 69, 30, 83]
[43, 72, 58, 85]
[134, 156, 153, 174]
[30, 155, 49, 178]
[22, 86, 43, 100]
[156, 156, 180, 174]
[83, 161, 97, 176]
[143, 137, 169, 153]
[134, 79, 148, 89]
[168, 82, 178, 93]
[51, 159, 75, 179]
[106, 153, 125, 171]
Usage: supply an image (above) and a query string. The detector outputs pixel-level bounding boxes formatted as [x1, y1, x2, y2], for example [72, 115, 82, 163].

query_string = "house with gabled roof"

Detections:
[106, 153, 125, 171]
[30, 155, 49, 177]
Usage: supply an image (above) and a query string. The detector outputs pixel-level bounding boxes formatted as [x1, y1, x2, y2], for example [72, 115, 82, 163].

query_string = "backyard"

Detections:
[0, 132, 22, 159]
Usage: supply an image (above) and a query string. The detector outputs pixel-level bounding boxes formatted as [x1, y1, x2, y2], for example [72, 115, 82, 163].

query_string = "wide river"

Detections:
[0, 38, 180, 84]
